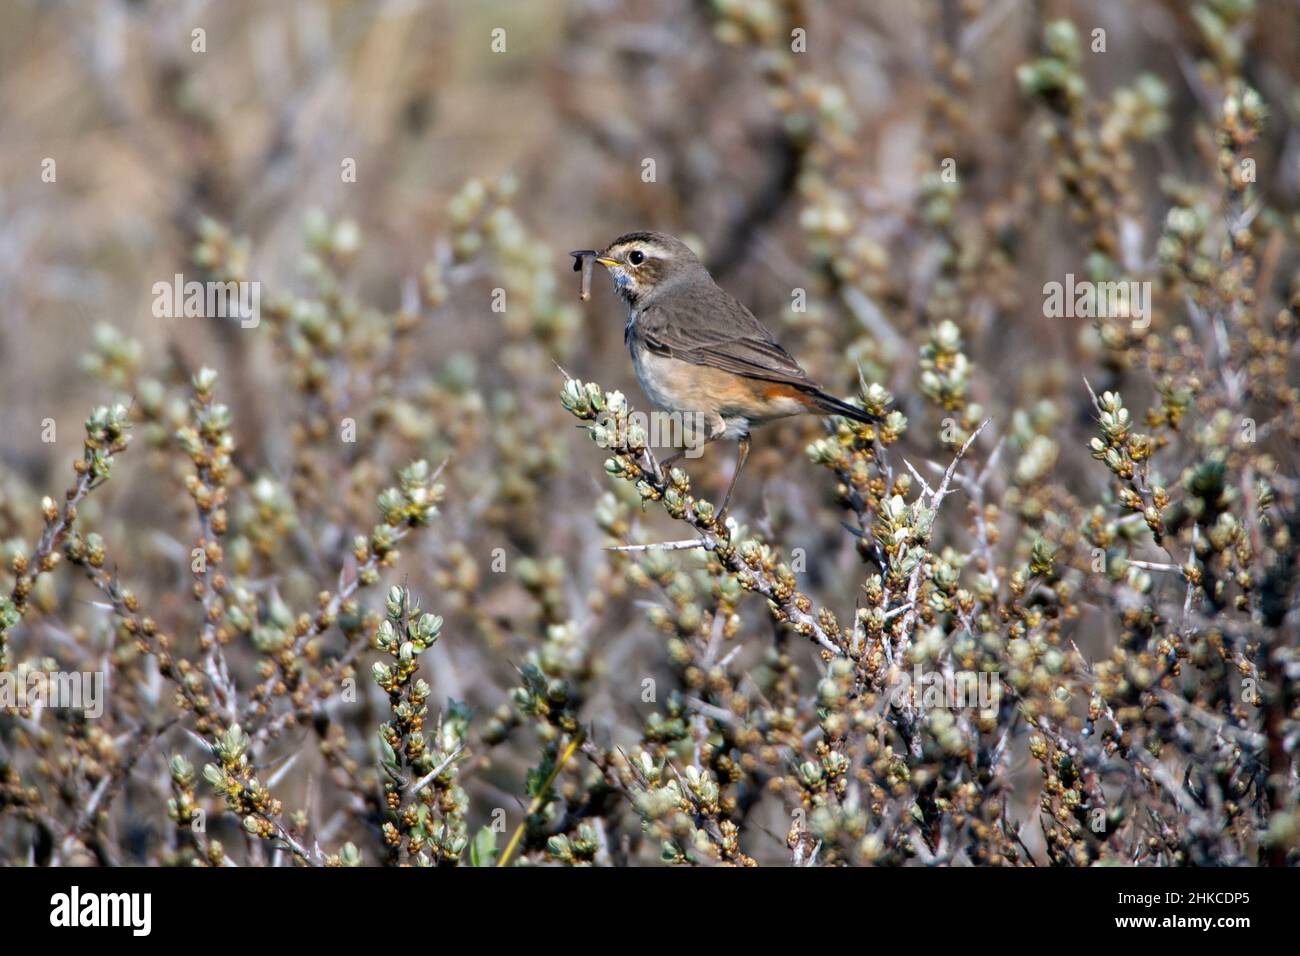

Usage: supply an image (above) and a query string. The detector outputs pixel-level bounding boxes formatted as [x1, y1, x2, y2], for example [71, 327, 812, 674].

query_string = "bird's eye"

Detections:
[627, 250, 645, 266]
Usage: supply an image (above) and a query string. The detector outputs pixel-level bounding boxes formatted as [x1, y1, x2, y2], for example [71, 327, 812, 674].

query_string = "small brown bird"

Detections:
[573, 231, 878, 517]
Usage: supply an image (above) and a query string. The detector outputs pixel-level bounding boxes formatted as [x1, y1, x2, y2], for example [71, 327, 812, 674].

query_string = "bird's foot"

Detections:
[657, 451, 685, 481]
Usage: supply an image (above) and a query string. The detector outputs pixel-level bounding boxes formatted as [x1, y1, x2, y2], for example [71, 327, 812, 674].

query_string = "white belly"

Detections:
[631, 347, 694, 414]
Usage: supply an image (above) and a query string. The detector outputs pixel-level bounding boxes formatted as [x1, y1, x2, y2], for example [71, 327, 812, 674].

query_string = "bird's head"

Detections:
[572, 231, 703, 308]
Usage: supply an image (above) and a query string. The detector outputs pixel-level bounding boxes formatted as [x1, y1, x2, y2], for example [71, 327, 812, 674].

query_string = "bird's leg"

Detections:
[657, 413, 722, 478]
[657, 449, 686, 476]
[716, 434, 751, 526]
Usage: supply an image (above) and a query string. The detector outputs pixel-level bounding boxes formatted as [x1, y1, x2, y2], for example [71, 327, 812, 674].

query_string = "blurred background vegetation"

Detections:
[1, 0, 1298, 866]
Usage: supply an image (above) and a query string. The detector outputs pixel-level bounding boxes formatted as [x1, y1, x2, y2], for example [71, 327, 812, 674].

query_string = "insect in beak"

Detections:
[570, 249, 627, 301]
[570, 250, 598, 301]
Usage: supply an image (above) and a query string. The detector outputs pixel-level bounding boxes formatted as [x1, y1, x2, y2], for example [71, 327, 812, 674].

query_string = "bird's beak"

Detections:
[570, 249, 621, 271]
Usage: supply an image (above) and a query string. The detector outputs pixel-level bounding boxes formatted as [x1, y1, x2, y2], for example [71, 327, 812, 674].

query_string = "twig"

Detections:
[606, 538, 707, 553]
[496, 729, 586, 867]
[406, 746, 465, 799]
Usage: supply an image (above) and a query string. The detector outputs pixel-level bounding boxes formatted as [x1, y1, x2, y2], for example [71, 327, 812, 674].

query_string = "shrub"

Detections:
[0, 2, 1296, 867]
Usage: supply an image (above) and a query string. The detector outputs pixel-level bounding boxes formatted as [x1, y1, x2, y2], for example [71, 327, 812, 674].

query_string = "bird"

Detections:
[572, 231, 879, 519]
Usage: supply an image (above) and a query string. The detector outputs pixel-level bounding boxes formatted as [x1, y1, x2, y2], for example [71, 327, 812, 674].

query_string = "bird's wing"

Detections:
[636, 282, 813, 388]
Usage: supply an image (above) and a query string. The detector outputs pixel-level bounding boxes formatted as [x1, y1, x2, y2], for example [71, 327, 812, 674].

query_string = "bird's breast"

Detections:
[629, 341, 808, 424]
[629, 340, 694, 414]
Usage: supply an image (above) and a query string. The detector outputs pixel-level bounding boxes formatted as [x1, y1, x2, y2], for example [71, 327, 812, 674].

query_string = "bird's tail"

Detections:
[804, 387, 881, 424]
